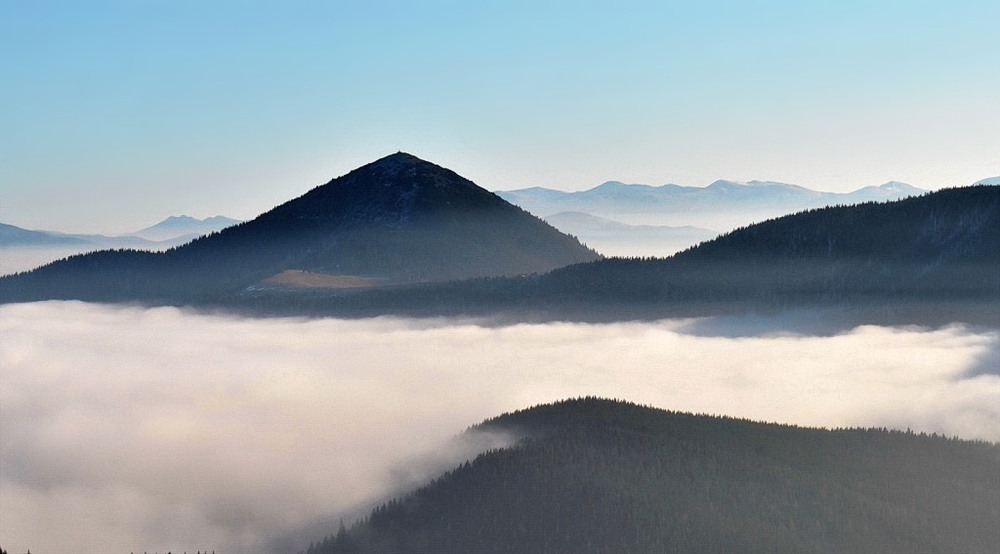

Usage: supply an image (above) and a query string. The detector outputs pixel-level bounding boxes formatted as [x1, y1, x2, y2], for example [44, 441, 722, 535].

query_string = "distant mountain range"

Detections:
[497, 179, 928, 232]
[228, 184, 999, 324]
[0, 215, 241, 248]
[0, 216, 241, 276]
[129, 215, 242, 242]
[541, 212, 717, 257]
[297, 398, 1000, 554]
[1, 154, 996, 326]
[0, 153, 597, 301]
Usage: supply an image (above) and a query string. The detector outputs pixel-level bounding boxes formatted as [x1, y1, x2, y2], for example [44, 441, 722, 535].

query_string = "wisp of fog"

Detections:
[1, 301, 997, 554]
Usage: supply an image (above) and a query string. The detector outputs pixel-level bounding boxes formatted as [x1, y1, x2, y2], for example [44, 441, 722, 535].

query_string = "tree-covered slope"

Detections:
[0, 153, 598, 303]
[228, 185, 998, 321]
[302, 398, 1000, 554]
[540, 184, 998, 304]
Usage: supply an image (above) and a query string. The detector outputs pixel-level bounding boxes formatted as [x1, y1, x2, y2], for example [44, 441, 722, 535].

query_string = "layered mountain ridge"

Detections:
[497, 179, 928, 230]
[2, 155, 995, 325]
[131, 215, 241, 242]
[0, 153, 598, 302]
[234, 184, 998, 324]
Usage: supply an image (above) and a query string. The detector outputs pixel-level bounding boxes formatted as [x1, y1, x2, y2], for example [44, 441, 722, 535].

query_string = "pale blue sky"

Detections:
[3, 0, 998, 233]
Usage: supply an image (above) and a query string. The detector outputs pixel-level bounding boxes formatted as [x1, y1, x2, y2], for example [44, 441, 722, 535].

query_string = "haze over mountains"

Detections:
[0, 153, 598, 301]
[0, 215, 240, 247]
[2, 154, 998, 554]
[1, 154, 996, 328]
[130, 215, 242, 242]
[541, 212, 717, 258]
[223, 183, 999, 327]
[497, 178, 927, 230]
[0, 215, 240, 275]
[498, 179, 929, 256]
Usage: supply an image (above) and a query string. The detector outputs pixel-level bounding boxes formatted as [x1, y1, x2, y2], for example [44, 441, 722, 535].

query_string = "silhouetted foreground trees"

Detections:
[300, 398, 1000, 554]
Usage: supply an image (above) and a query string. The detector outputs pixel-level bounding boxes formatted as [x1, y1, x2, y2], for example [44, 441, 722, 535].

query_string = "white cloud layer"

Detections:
[1, 301, 997, 554]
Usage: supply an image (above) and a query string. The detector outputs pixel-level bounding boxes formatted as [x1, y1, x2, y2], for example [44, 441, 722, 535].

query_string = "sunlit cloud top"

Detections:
[2, 301, 997, 553]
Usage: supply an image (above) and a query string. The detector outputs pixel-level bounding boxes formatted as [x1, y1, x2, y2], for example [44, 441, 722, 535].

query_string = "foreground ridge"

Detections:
[300, 397, 1000, 554]
[0, 153, 598, 303]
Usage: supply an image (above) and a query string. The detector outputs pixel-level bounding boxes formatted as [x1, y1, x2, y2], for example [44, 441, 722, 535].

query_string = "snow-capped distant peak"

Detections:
[587, 181, 658, 195]
[592, 181, 651, 190]
[973, 176, 1000, 186]
[877, 181, 919, 192]
[746, 180, 783, 187]
[707, 179, 806, 191]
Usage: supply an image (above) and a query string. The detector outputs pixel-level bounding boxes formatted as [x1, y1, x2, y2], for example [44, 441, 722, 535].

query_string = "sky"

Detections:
[2, 301, 997, 553]
[2, 0, 999, 234]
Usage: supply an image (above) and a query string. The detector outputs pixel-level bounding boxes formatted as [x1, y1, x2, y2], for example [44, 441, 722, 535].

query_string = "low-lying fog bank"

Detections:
[1, 301, 996, 554]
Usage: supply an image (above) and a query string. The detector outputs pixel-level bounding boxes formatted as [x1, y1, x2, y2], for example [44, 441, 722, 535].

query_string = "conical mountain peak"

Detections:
[0, 154, 598, 302]
[241, 152, 600, 281]
[263, 152, 506, 228]
[363, 151, 428, 172]
[343, 151, 479, 194]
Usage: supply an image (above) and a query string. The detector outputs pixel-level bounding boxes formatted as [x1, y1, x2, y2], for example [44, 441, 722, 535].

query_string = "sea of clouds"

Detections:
[1, 301, 997, 554]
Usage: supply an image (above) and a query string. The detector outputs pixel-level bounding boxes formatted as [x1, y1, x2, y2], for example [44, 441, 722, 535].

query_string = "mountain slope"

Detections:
[0, 153, 598, 302]
[231, 185, 999, 322]
[300, 398, 1000, 554]
[531, 185, 999, 310]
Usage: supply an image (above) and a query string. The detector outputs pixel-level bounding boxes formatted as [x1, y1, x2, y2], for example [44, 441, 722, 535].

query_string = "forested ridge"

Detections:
[300, 398, 1000, 554]
[0, 153, 597, 303]
[225, 185, 999, 323]
[2, 174, 996, 325]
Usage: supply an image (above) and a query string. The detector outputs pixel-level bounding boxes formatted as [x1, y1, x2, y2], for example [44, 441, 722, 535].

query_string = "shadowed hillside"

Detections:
[227, 185, 999, 324]
[0, 153, 598, 303]
[539, 184, 999, 304]
[300, 398, 1000, 554]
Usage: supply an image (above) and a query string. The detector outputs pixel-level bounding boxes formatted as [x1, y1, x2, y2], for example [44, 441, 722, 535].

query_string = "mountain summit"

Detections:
[238, 152, 598, 281]
[0, 153, 598, 302]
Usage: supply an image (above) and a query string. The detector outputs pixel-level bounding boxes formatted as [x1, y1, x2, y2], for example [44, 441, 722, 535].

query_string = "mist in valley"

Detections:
[1, 301, 997, 554]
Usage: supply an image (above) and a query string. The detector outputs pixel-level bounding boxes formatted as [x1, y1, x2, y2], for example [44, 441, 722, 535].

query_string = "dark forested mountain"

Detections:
[540, 184, 999, 305]
[300, 398, 1000, 554]
[3, 172, 995, 321]
[0, 153, 598, 302]
[226, 185, 999, 323]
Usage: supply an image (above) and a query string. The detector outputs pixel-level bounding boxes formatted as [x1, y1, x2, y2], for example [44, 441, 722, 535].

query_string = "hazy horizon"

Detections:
[4, 2, 998, 234]
[6, 165, 985, 238]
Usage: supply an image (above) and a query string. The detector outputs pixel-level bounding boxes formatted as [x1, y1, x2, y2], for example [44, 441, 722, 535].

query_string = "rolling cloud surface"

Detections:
[1, 301, 997, 553]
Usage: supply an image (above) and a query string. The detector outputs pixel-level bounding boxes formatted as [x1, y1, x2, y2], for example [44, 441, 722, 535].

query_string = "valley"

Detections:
[1, 155, 997, 554]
